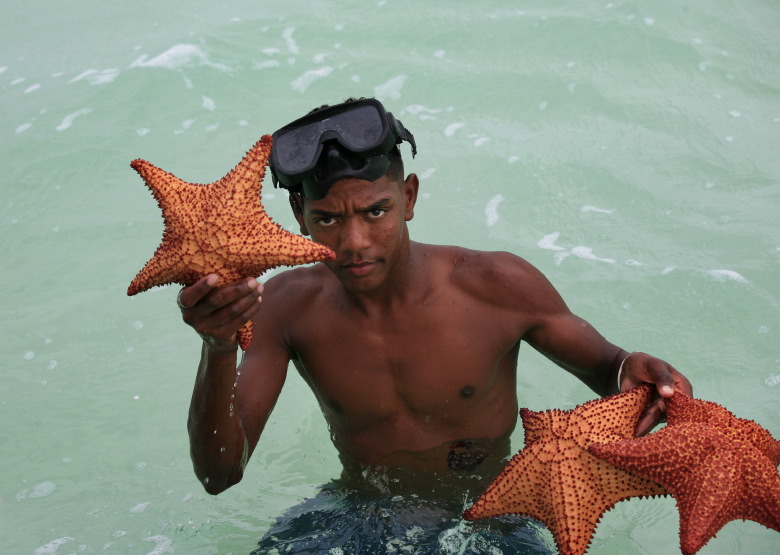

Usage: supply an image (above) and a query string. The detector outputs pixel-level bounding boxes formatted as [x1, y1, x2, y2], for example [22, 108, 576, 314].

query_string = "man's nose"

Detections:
[339, 218, 371, 252]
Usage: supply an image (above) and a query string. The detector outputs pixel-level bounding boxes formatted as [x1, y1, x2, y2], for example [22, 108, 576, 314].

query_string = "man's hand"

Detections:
[618, 351, 692, 436]
[178, 274, 264, 353]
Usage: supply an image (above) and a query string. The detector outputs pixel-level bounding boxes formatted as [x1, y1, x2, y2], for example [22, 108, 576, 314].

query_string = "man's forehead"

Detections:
[306, 175, 399, 204]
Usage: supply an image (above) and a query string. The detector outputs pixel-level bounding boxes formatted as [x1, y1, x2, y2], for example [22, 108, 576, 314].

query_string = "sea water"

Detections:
[1, 1, 778, 553]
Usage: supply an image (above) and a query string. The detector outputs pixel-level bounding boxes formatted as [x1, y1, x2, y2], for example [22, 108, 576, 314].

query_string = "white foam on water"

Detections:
[291, 66, 333, 92]
[765, 374, 780, 387]
[137, 128, 150, 136]
[130, 501, 151, 513]
[580, 205, 614, 214]
[254, 60, 280, 69]
[419, 167, 436, 179]
[473, 137, 490, 147]
[282, 27, 299, 54]
[34, 537, 75, 555]
[484, 194, 504, 227]
[444, 122, 464, 137]
[131, 44, 227, 71]
[404, 104, 442, 116]
[17, 481, 56, 500]
[24, 350, 36, 360]
[508, 155, 519, 164]
[11, 77, 25, 85]
[68, 68, 120, 85]
[25, 83, 41, 93]
[702, 269, 748, 283]
[375, 74, 407, 101]
[537, 232, 565, 251]
[56, 108, 92, 131]
[571, 246, 615, 263]
[201, 96, 216, 111]
[0, 66, 7, 74]
[15, 122, 33, 134]
[144, 535, 175, 555]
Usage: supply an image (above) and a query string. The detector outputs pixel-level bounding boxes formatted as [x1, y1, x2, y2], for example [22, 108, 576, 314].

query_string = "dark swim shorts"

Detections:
[253, 483, 554, 554]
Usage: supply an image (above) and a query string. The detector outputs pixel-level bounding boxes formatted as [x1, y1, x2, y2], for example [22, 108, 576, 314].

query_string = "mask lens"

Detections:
[330, 104, 386, 152]
[275, 122, 324, 173]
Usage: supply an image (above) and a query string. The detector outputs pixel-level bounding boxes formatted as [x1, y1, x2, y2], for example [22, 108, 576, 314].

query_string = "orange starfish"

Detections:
[127, 135, 335, 349]
[463, 386, 668, 555]
[589, 391, 780, 555]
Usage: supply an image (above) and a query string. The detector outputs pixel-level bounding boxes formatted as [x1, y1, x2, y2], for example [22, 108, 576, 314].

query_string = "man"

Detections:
[179, 98, 691, 549]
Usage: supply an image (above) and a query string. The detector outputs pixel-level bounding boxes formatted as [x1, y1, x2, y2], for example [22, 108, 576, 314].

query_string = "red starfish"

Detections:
[463, 385, 668, 555]
[589, 391, 780, 554]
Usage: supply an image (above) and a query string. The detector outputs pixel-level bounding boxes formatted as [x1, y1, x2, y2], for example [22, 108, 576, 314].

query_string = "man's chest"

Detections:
[289, 298, 524, 417]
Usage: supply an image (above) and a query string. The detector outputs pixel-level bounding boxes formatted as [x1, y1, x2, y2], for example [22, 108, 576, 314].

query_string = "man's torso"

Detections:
[261, 244, 542, 475]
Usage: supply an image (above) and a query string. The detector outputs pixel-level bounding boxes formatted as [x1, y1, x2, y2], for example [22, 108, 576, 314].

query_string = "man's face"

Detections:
[293, 173, 418, 292]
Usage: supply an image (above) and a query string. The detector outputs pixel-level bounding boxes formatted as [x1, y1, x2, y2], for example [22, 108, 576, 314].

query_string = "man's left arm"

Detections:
[509, 256, 692, 434]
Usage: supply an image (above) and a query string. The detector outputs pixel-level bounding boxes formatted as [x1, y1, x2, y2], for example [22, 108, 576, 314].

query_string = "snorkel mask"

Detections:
[269, 98, 417, 200]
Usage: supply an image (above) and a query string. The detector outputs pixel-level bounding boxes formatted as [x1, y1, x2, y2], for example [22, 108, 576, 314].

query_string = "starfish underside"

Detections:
[127, 135, 335, 349]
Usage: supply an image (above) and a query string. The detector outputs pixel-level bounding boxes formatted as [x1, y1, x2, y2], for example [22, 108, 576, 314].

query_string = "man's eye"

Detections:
[368, 209, 386, 218]
[316, 217, 336, 226]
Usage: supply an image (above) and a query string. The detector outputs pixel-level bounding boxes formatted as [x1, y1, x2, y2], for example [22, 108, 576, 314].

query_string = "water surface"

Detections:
[2, 1, 778, 553]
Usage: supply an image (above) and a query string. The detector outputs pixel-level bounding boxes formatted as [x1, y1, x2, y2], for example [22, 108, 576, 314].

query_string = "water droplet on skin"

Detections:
[220, 447, 226, 453]
[203, 477, 210, 485]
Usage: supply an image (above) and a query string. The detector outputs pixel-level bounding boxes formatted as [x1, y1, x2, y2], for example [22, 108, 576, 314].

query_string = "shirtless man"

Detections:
[179, 98, 692, 498]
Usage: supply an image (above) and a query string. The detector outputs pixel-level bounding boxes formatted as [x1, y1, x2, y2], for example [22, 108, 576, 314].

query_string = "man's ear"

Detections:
[289, 193, 310, 235]
[403, 173, 420, 222]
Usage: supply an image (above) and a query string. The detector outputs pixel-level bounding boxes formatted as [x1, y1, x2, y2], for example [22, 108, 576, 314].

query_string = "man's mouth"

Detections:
[341, 260, 376, 276]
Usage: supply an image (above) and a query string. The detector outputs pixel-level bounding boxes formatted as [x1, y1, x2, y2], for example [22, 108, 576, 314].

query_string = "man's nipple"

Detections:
[460, 386, 475, 399]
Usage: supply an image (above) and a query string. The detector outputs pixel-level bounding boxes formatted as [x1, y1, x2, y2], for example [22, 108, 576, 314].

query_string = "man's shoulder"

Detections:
[425, 244, 538, 281]
[261, 263, 332, 310]
[426, 244, 557, 308]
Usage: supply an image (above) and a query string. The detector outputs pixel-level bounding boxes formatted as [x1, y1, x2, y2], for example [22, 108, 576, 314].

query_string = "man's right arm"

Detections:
[180, 275, 289, 495]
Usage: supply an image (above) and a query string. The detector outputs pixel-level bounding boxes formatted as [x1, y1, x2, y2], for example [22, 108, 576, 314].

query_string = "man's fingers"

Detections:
[636, 398, 667, 436]
[179, 274, 220, 310]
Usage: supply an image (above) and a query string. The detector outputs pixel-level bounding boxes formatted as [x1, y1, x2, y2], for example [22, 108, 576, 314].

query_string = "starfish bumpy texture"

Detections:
[463, 385, 668, 555]
[127, 135, 335, 349]
[589, 391, 780, 555]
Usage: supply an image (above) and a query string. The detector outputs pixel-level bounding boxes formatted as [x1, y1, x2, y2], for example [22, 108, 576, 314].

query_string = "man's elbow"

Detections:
[198, 468, 243, 496]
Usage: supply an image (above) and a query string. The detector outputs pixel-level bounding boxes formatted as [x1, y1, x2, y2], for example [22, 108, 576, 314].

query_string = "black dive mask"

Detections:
[269, 98, 417, 200]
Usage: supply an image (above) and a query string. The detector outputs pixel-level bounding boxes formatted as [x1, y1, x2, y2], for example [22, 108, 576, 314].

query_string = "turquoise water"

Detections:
[2, 0, 778, 553]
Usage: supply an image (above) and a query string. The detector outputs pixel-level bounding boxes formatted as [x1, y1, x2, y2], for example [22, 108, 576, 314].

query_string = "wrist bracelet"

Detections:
[617, 352, 634, 393]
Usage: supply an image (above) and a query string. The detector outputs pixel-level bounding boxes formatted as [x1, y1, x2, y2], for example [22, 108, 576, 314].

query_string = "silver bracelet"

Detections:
[617, 352, 634, 393]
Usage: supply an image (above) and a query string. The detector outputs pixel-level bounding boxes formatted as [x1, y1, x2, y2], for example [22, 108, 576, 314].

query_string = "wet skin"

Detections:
[181, 172, 692, 496]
